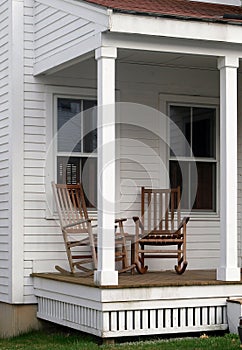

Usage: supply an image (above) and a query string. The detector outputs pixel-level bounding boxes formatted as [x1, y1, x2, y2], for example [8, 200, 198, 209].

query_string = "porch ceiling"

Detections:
[50, 50, 224, 79]
[118, 49, 218, 70]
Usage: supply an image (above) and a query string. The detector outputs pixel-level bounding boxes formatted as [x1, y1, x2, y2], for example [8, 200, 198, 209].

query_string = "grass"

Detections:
[0, 328, 241, 350]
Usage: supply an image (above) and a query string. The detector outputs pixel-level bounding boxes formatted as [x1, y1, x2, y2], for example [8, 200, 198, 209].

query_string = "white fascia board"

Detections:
[110, 12, 242, 46]
[9, 0, 24, 303]
[102, 31, 242, 58]
[34, 33, 101, 75]
[37, 0, 111, 27]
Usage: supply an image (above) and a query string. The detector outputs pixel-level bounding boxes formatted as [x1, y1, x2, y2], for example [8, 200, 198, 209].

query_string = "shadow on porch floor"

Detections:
[32, 269, 242, 288]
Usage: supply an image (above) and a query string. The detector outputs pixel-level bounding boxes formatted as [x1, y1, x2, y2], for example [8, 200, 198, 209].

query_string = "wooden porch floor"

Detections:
[32, 269, 242, 289]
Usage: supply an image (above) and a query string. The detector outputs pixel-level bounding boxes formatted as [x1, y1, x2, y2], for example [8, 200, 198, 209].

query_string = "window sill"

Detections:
[184, 211, 220, 221]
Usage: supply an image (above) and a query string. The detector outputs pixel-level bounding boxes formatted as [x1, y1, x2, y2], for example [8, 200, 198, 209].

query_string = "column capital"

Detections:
[217, 56, 239, 70]
[95, 46, 117, 60]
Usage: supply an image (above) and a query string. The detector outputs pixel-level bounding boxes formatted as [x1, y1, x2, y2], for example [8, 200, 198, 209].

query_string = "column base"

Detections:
[94, 270, 118, 286]
[216, 267, 241, 281]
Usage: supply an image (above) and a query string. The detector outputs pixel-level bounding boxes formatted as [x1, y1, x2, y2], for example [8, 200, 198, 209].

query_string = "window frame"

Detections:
[55, 94, 98, 207]
[45, 86, 121, 219]
[45, 86, 98, 219]
[159, 93, 220, 218]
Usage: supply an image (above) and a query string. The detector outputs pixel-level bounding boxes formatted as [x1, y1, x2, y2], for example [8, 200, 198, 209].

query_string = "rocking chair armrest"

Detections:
[115, 218, 127, 223]
[177, 216, 190, 231]
[89, 217, 97, 221]
[63, 218, 91, 230]
[133, 216, 144, 230]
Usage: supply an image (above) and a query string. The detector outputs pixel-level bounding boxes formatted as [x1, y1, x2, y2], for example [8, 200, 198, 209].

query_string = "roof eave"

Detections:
[112, 8, 242, 26]
[108, 11, 242, 45]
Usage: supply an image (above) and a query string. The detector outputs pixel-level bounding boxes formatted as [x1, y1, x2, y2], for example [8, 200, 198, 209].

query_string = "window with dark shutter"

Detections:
[56, 97, 97, 208]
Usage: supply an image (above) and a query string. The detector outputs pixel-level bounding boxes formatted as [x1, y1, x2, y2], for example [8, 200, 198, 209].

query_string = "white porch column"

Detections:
[94, 46, 118, 286]
[217, 56, 240, 281]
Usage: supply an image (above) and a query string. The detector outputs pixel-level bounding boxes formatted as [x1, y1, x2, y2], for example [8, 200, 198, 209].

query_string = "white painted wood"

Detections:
[227, 299, 242, 333]
[126, 310, 132, 331]
[94, 47, 118, 286]
[34, 34, 101, 76]
[110, 13, 242, 46]
[0, 0, 10, 303]
[33, 275, 239, 338]
[33, 0, 108, 75]
[36, 0, 109, 27]
[191, 0, 241, 5]
[7, 0, 25, 303]
[103, 32, 242, 60]
[110, 312, 117, 332]
[217, 56, 241, 281]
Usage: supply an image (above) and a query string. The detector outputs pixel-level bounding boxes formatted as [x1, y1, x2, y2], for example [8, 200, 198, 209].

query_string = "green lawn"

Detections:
[0, 329, 241, 350]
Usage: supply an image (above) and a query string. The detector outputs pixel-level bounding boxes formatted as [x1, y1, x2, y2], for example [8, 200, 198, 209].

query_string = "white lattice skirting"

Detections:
[37, 296, 228, 337]
[33, 278, 242, 338]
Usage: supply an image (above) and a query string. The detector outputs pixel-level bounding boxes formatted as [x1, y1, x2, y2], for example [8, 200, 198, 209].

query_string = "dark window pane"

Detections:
[170, 106, 191, 157]
[81, 157, 97, 208]
[83, 100, 97, 111]
[192, 108, 216, 157]
[169, 161, 190, 210]
[57, 98, 82, 152]
[192, 162, 216, 210]
[83, 100, 97, 153]
[169, 161, 216, 211]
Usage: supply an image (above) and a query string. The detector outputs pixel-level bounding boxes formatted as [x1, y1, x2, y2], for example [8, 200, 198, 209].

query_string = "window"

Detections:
[169, 105, 217, 211]
[56, 97, 97, 208]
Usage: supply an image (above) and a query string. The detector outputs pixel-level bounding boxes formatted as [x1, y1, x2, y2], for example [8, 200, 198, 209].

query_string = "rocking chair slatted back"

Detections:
[54, 183, 89, 233]
[141, 187, 181, 234]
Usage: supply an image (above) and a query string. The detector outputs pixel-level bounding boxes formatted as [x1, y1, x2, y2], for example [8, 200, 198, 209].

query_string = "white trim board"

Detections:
[110, 13, 242, 46]
[9, 0, 25, 303]
[103, 32, 242, 59]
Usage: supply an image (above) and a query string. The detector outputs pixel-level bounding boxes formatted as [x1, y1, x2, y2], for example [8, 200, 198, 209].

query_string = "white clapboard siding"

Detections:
[23, 0, 50, 301]
[19, 0, 242, 305]
[0, 0, 10, 303]
[33, 0, 107, 68]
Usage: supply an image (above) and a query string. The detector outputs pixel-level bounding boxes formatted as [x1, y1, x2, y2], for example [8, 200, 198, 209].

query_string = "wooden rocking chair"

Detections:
[133, 186, 189, 275]
[52, 182, 98, 275]
[52, 182, 135, 275]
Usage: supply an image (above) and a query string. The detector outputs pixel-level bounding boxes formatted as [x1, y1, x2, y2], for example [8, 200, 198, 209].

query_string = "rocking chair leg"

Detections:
[175, 260, 188, 274]
[134, 244, 148, 274]
[175, 246, 188, 274]
[140, 244, 145, 268]
[135, 255, 148, 274]
[135, 259, 148, 274]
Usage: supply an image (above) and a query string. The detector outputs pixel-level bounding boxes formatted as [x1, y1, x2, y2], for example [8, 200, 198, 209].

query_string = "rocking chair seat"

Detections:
[140, 234, 184, 245]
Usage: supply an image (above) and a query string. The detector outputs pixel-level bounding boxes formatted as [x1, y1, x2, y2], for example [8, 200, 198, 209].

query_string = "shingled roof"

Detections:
[83, 0, 242, 23]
